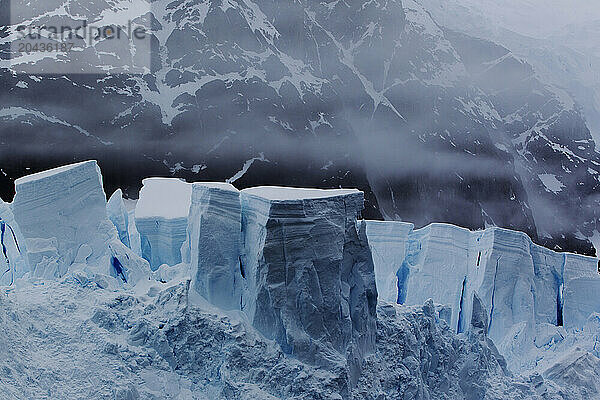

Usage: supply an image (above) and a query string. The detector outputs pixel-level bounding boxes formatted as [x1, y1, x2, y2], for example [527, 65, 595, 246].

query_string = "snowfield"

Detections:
[0, 161, 599, 399]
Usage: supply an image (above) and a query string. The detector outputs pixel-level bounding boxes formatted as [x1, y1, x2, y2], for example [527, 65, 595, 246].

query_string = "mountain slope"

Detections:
[1, 0, 598, 254]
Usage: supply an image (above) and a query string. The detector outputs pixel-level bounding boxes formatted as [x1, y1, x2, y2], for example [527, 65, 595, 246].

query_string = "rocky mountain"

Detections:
[1, 0, 599, 255]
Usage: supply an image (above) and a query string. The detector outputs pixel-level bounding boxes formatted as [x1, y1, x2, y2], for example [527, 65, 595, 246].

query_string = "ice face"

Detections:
[366, 220, 600, 371]
[406, 224, 473, 333]
[562, 253, 600, 330]
[182, 182, 242, 310]
[107, 189, 130, 248]
[365, 221, 414, 304]
[0, 198, 28, 285]
[12, 161, 115, 276]
[10, 161, 150, 285]
[240, 187, 377, 386]
[134, 178, 192, 270]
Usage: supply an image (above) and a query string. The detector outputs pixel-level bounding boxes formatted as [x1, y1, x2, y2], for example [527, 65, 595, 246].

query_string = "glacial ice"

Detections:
[10, 161, 150, 285]
[2, 160, 600, 398]
[366, 220, 600, 371]
[12, 161, 115, 276]
[107, 189, 131, 248]
[240, 187, 377, 385]
[365, 221, 414, 304]
[181, 182, 242, 310]
[135, 178, 192, 270]
[562, 253, 600, 330]
[0, 198, 27, 285]
[4, 280, 575, 400]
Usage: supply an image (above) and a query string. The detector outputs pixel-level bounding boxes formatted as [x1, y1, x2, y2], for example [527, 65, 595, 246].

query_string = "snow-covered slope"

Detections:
[3, 0, 599, 256]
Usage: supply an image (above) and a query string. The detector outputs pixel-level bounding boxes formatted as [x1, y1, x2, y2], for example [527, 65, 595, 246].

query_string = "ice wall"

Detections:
[365, 221, 414, 304]
[240, 187, 378, 385]
[11, 161, 150, 284]
[12, 161, 114, 277]
[0, 198, 28, 285]
[562, 253, 600, 330]
[367, 221, 600, 369]
[135, 178, 192, 270]
[182, 182, 242, 310]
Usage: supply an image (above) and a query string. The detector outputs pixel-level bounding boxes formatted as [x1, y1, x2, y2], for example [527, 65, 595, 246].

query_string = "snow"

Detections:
[181, 182, 242, 310]
[2, 279, 570, 399]
[539, 173, 566, 194]
[135, 178, 192, 270]
[0, 108, 113, 145]
[226, 153, 269, 184]
[134, 178, 192, 220]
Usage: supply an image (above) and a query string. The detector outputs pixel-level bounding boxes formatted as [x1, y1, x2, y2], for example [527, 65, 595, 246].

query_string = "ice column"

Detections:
[107, 189, 131, 248]
[240, 187, 377, 385]
[365, 220, 414, 304]
[182, 182, 242, 309]
[0, 198, 28, 285]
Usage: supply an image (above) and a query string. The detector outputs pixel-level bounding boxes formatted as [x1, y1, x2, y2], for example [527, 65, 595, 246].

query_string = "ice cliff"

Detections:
[181, 182, 242, 310]
[9, 161, 149, 285]
[1, 162, 600, 398]
[240, 187, 378, 385]
[366, 221, 600, 371]
[135, 178, 192, 270]
[0, 197, 27, 285]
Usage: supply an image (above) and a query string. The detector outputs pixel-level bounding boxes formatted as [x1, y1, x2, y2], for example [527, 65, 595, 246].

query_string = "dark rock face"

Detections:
[1, 0, 598, 254]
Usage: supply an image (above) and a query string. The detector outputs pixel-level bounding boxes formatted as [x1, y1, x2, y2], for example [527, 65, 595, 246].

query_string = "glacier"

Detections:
[0, 197, 27, 286]
[135, 178, 192, 270]
[107, 189, 131, 248]
[181, 182, 242, 310]
[366, 220, 600, 372]
[9, 161, 150, 286]
[239, 187, 377, 386]
[1, 161, 600, 398]
[366, 221, 415, 304]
